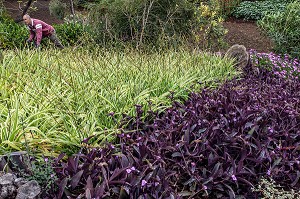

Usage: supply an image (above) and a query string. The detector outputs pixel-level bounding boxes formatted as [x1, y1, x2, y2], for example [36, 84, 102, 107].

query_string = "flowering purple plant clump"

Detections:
[250, 49, 300, 80]
[47, 51, 300, 199]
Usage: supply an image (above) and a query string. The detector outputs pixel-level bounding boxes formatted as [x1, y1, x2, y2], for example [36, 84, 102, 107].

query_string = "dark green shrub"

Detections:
[218, 0, 242, 16]
[74, 0, 99, 8]
[258, 0, 300, 57]
[49, 0, 67, 20]
[0, 16, 28, 49]
[54, 20, 89, 47]
[87, 0, 227, 49]
[232, 0, 289, 20]
[87, 0, 195, 48]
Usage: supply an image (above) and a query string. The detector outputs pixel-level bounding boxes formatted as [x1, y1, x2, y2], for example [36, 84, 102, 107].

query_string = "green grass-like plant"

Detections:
[0, 48, 237, 155]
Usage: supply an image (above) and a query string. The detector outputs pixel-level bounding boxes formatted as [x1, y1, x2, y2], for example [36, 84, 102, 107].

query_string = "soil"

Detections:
[223, 17, 274, 53]
[3, 0, 274, 53]
[3, 0, 63, 24]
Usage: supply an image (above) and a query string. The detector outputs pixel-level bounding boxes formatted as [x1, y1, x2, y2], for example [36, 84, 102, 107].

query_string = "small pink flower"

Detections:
[231, 175, 237, 181]
[268, 127, 274, 133]
[126, 166, 136, 174]
[191, 162, 196, 173]
[141, 180, 147, 187]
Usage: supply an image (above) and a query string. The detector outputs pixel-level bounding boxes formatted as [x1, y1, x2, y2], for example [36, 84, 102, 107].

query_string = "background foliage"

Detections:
[49, 0, 67, 20]
[232, 0, 290, 20]
[257, 0, 300, 57]
[1, 0, 227, 50]
[87, 0, 227, 49]
[218, 0, 241, 16]
[53, 20, 88, 47]
[0, 16, 28, 49]
[192, 0, 228, 50]
[87, 0, 194, 48]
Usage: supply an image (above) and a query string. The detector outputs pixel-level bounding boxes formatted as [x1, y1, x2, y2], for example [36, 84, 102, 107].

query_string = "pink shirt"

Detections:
[27, 18, 55, 45]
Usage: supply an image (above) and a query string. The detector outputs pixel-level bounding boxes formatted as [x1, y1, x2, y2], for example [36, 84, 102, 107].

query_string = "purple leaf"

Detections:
[58, 177, 68, 199]
[86, 176, 93, 191]
[67, 157, 78, 173]
[291, 171, 300, 187]
[70, 170, 84, 189]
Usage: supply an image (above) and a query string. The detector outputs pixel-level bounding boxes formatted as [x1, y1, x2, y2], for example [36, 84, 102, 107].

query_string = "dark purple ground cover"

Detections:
[48, 54, 300, 199]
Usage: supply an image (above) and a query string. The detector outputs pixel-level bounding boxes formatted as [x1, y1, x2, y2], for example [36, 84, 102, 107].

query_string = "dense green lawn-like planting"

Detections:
[0, 48, 237, 155]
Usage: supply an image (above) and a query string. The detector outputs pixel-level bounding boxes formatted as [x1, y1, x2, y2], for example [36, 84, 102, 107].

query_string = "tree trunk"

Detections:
[70, 0, 75, 16]
[14, 0, 34, 23]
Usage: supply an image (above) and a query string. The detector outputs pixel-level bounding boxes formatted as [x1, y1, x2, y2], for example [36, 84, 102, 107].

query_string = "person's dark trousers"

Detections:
[48, 31, 64, 49]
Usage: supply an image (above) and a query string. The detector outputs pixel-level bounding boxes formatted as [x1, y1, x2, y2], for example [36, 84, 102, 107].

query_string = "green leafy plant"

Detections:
[257, 0, 300, 57]
[87, 0, 227, 49]
[0, 16, 28, 49]
[232, 0, 289, 20]
[192, 0, 228, 50]
[87, 0, 198, 48]
[54, 20, 88, 46]
[25, 158, 58, 195]
[218, 0, 241, 16]
[253, 178, 300, 198]
[9, 153, 58, 197]
[49, 0, 67, 20]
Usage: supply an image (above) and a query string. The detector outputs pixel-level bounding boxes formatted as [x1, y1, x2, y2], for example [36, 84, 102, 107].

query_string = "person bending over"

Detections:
[23, 14, 64, 49]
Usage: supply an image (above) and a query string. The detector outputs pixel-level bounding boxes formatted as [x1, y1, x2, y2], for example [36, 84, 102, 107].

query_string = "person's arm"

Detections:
[28, 28, 35, 42]
[35, 23, 43, 46]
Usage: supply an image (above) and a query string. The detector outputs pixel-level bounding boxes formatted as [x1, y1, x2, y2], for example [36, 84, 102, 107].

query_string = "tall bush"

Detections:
[87, 0, 227, 49]
[49, 0, 67, 20]
[54, 19, 90, 47]
[258, 0, 300, 57]
[192, 0, 228, 50]
[87, 0, 194, 48]
[0, 16, 28, 49]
